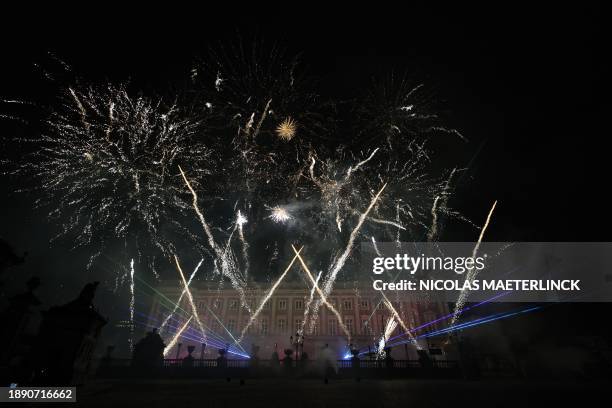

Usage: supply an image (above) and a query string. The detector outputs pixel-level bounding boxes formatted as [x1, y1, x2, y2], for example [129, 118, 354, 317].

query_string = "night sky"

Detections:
[0, 3, 607, 348]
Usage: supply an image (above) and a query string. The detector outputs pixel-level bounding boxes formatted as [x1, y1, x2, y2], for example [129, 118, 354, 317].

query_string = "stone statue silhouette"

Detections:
[63, 281, 100, 310]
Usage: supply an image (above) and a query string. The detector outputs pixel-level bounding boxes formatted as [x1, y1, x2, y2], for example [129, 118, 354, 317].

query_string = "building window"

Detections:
[345, 318, 353, 334]
[424, 311, 436, 332]
[360, 299, 369, 309]
[294, 319, 301, 333]
[213, 299, 223, 310]
[241, 319, 249, 333]
[295, 299, 303, 310]
[361, 318, 370, 335]
[343, 300, 352, 310]
[228, 319, 236, 333]
[328, 319, 337, 336]
[263, 299, 271, 309]
[246, 298, 256, 309]
[228, 299, 239, 310]
[278, 299, 287, 310]
[410, 311, 418, 328]
[198, 301, 207, 310]
[260, 318, 268, 335]
[278, 318, 287, 334]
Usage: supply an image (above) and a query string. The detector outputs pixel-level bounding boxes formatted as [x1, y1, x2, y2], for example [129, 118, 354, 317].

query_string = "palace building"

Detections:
[148, 281, 451, 360]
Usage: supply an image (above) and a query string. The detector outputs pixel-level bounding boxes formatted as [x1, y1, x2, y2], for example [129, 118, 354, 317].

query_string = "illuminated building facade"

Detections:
[148, 282, 450, 360]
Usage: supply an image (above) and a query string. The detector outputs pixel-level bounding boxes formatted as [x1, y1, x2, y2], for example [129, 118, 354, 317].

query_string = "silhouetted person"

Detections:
[132, 329, 165, 369]
[0, 277, 41, 381]
[217, 348, 228, 369]
[182, 345, 196, 367]
[33, 281, 107, 385]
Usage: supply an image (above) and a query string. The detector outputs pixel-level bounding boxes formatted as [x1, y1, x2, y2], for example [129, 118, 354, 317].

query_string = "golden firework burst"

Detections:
[275, 117, 297, 141]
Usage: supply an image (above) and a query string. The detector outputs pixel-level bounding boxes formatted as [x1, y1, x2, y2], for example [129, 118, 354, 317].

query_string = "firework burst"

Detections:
[1, 46, 479, 353]
[5, 83, 212, 272]
[275, 117, 297, 141]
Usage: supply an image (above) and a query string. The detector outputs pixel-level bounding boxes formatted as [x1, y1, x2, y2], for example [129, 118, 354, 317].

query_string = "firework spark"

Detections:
[322, 183, 387, 295]
[174, 255, 207, 341]
[275, 117, 297, 141]
[1, 49, 476, 353]
[159, 258, 203, 333]
[378, 317, 398, 357]
[163, 316, 193, 357]
[129, 258, 135, 351]
[381, 295, 420, 349]
[236, 210, 250, 280]
[301, 270, 322, 335]
[237, 247, 303, 343]
[291, 245, 352, 342]
[179, 165, 251, 313]
[267, 206, 292, 223]
[5, 84, 211, 273]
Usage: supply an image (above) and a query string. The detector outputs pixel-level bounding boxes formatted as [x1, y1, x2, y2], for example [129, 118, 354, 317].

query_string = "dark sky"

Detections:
[0, 3, 607, 346]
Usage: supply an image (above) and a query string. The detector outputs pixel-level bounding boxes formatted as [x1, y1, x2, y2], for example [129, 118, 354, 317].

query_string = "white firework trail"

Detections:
[291, 245, 352, 342]
[237, 247, 303, 344]
[363, 215, 406, 230]
[252, 98, 272, 139]
[301, 270, 322, 335]
[174, 255, 207, 342]
[344, 148, 379, 180]
[236, 210, 250, 280]
[371, 236, 382, 257]
[381, 296, 420, 349]
[322, 183, 387, 296]
[129, 258, 135, 351]
[428, 195, 441, 242]
[178, 165, 251, 314]
[428, 167, 458, 241]
[308, 150, 381, 233]
[378, 317, 398, 357]
[159, 258, 204, 333]
[163, 316, 193, 357]
[449, 200, 498, 327]
[306, 182, 387, 327]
